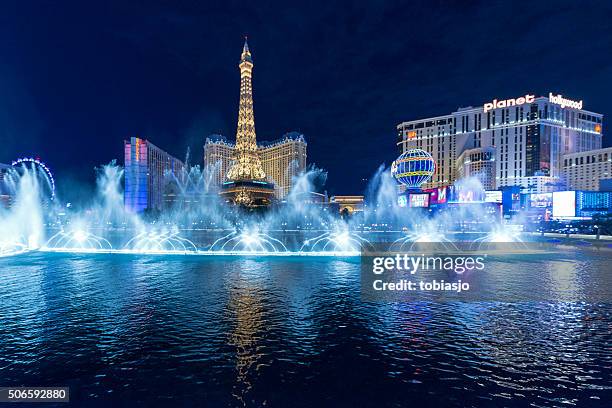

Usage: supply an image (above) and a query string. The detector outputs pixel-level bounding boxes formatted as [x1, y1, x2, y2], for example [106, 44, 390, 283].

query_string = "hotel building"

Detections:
[397, 93, 603, 193]
[124, 137, 184, 213]
[204, 132, 307, 199]
[562, 147, 612, 191]
[259, 132, 307, 198]
[456, 147, 496, 190]
[204, 134, 236, 187]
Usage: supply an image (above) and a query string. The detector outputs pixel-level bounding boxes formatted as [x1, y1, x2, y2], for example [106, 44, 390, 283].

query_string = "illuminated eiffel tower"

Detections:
[221, 38, 274, 207]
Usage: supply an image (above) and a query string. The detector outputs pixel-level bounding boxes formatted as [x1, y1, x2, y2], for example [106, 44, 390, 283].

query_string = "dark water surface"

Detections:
[0, 251, 611, 407]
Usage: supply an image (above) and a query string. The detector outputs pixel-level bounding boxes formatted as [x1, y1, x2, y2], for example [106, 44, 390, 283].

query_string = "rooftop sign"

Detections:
[483, 94, 534, 112]
[548, 93, 583, 110]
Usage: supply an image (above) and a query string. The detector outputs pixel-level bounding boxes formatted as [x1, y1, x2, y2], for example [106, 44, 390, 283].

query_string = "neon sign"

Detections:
[437, 187, 446, 204]
[483, 94, 534, 112]
[548, 93, 583, 110]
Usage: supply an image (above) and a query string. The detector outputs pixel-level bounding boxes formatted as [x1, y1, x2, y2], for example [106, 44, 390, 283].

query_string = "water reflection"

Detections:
[0, 251, 610, 407]
[225, 261, 267, 406]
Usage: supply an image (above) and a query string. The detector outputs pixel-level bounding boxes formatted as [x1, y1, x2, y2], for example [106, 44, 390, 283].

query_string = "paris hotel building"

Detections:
[397, 93, 603, 193]
[204, 131, 307, 199]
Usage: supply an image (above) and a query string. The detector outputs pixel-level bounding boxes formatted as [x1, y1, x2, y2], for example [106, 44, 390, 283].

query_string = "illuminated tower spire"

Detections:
[227, 37, 266, 181]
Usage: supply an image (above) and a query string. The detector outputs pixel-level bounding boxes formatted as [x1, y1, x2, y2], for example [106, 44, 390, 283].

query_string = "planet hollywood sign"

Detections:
[483, 94, 534, 112]
[482, 93, 583, 112]
[548, 93, 583, 110]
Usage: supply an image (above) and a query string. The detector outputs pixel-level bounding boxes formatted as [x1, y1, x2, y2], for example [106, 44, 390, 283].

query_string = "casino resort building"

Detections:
[397, 93, 604, 193]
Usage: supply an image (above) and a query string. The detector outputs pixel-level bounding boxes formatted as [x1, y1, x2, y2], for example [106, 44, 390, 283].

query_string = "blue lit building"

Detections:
[124, 137, 184, 213]
[575, 191, 612, 217]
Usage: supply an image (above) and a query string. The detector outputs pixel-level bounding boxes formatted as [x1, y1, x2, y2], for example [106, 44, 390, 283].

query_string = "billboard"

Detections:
[552, 191, 576, 217]
[530, 193, 553, 208]
[485, 190, 502, 203]
[409, 193, 429, 208]
[437, 187, 447, 204]
[426, 188, 437, 204]
[425, 187, 447, 205]
[448, 184, 485, 203]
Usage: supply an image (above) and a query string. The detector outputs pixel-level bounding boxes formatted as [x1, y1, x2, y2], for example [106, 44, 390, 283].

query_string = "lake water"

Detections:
[0, 250, 611, 407]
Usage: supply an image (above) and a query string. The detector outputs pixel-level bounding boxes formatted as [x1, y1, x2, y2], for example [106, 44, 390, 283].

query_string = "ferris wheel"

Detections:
[11, 157, 56, 200]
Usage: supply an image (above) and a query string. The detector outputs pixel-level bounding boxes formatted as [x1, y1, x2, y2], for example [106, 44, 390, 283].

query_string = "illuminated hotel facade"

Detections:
[562, 147, 612, 191]
[124, 137, 184, 213]
[397, 93, 603, 193]
[259, 132, 307, 198]
[204, 132, 307, 199]
[204, 134, 235, 187]
[456, 146, 496, 190]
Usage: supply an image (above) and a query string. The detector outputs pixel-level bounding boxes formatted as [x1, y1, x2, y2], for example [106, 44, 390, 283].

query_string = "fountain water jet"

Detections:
[123, 228, 198, 253]
[209, 230, 289, 254]
[44, 229, 113, 252]
[0, 156, 538, 259]
[0, 166, 45, 256]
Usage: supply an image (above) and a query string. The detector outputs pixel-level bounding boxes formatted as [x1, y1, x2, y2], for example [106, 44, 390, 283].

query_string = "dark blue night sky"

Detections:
[1, 1, 611, 199]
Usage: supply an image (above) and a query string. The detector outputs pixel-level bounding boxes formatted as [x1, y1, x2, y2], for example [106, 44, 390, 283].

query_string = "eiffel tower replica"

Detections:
[220, 38, 275, 207]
